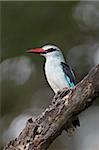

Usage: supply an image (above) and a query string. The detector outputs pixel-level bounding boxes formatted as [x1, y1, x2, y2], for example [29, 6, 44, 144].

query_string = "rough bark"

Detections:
[4, 65, 99, 150]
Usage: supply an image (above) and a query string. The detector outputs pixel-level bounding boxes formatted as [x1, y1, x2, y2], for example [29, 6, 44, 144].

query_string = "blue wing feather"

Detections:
[61, 62, 76, 87]
[61, 62, 80, 127]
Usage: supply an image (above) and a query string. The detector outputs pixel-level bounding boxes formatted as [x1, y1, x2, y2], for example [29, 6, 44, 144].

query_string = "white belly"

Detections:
[45, 60, 69, 93]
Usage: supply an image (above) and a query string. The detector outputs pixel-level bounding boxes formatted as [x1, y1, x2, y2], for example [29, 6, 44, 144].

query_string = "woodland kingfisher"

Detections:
[27, 44, 76, 94]
[26, 44, 80, 129]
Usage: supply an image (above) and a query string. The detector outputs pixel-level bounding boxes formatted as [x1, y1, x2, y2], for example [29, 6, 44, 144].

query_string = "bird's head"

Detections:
[26, 44, 62, 58]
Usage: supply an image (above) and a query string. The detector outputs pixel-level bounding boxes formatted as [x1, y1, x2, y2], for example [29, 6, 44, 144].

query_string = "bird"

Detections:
[26, 44, 76, 94]
[26, 44, 80, 130]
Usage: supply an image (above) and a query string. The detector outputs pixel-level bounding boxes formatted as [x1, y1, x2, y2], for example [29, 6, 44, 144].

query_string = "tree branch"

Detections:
[4, 65, 99, 150]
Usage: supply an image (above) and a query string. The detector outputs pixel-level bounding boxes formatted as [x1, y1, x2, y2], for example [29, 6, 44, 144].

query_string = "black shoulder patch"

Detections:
[61, 62, 76, 85]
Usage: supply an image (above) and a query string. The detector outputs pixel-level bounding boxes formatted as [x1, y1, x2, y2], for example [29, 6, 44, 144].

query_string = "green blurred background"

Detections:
[1, 1, 99, 150]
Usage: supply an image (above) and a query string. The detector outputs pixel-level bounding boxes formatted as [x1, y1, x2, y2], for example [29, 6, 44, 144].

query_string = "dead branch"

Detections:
[4, 65, 99, 150]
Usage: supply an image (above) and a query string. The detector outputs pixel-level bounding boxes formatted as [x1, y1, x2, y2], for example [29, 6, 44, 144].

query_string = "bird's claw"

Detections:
[53, 87, 75, 102]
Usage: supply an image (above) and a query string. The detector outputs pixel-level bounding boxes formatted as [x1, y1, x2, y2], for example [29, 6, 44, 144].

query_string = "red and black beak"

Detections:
[26, 48, 46, 54]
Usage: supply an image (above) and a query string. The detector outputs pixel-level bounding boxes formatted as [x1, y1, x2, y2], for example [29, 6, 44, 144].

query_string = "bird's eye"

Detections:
[47, 48, 56, 53]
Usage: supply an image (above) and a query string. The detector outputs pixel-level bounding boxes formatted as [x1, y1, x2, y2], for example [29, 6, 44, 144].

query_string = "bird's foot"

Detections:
[70, 87, 75, 92]
[63, 87, 68, 90]
[58, 87, 70, 99]
[63, 87, 75, 92]
[53, 87, 75, 102]
[60, 87, 76, 98]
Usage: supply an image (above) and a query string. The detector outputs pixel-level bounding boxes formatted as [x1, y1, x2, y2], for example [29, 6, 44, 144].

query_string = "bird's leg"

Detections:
[63, 87, 75, 92]
[53, 87, 75, 102]
[59, 87, 71, 99]
[69, 87, 76, 94]
[63, 87, 68, 91]
[59, 86, 76, 99]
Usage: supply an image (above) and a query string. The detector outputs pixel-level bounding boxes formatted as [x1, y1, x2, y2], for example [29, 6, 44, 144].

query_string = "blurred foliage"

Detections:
[2, 1, 82, 60]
